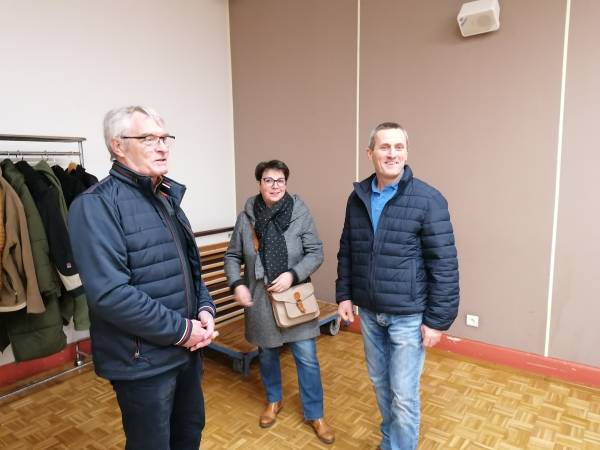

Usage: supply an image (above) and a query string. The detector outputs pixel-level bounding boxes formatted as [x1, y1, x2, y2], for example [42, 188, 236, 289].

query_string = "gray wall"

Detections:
[229, 0, 600, 367]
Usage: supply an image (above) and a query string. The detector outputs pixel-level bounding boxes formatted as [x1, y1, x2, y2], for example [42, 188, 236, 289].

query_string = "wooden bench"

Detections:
[198, 240, 340, 376]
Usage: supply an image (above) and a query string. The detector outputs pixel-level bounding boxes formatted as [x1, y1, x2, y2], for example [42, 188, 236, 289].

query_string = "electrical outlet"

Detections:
[466, 314, 479, 327]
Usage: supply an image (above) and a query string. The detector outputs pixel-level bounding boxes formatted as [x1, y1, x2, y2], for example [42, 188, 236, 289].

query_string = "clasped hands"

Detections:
[182, 310, 219, 352]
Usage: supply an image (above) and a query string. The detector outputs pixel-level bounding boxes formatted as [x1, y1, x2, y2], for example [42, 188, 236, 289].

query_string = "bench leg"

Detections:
[242, 354, 253, 377]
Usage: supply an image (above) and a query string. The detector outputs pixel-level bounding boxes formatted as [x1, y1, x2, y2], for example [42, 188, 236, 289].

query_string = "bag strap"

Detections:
[249, 224, 259, 252]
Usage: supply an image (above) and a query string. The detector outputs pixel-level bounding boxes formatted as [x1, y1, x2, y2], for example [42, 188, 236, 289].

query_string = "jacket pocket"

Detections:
[133, 337, 141, 360]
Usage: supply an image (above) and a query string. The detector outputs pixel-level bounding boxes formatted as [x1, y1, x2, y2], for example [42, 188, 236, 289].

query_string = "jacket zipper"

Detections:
[154, 198, 192, 320]
[411, 259, 417, 298]
[361, 182, 403, 311]
[179, 213, 202, 310]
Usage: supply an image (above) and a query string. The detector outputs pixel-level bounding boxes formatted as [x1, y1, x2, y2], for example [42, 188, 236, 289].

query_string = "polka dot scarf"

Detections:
[253, 192, 294, 283]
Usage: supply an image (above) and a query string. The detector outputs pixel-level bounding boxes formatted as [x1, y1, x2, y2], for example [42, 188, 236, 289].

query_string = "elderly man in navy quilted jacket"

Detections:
[68, 106, 216, 450]
[336, 122, 459, 450]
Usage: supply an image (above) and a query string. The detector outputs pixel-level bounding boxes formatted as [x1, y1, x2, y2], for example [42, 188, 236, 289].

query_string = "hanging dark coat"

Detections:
[70, 164, 98, 188]
[52, 165, 86, 208]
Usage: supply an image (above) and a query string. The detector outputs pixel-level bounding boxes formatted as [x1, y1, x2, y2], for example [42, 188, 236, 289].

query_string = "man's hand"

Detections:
[266, 272, 294, 293]
[233, 285, 253, 307]
[198, 310, 215, 338]
[187, 311, 217, 351]
[182, 319, 212, 350]
[338, 300, 355, 323]
[421, 324, 442, 347]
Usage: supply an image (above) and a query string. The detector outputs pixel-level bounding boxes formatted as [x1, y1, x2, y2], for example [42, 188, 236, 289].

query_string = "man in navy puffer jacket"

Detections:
[68, 106, 216, 450]
[336, 122, 459, 450]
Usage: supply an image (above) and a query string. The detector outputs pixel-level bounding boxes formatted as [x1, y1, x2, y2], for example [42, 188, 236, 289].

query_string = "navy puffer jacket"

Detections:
[336, 166, 459, 330]
[68, 162, 215, 380]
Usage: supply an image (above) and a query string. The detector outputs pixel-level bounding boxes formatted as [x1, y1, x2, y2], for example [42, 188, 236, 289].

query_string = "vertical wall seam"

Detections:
[545, 0, 571, 358]
[355, 0, 361, 182]
[225, 0, 237, 217]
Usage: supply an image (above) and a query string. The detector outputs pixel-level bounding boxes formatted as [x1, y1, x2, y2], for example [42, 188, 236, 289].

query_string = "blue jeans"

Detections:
[359, 308, 425, 450]
[259, 338, 324, 420]
[111, 354, 204, 450]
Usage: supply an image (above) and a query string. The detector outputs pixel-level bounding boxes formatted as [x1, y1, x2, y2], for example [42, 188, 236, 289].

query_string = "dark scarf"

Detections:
[253, 192, 294, 283]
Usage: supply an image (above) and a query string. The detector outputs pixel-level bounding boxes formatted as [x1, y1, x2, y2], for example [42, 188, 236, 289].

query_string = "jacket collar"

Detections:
[110, 161, 187, 205]
[353, 165, 413, 206]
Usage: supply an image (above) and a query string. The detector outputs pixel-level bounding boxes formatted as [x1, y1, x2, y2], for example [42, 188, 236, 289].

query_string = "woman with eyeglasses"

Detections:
[224, 159, 335, 445]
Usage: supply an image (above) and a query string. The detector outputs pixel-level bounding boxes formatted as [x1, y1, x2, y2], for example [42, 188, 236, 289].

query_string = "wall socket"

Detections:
[466, 314, 479, 327]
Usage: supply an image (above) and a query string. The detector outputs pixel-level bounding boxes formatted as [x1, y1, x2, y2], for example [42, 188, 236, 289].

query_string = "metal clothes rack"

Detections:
[0, 134, 91, 402]
[0, 134, 85, 167]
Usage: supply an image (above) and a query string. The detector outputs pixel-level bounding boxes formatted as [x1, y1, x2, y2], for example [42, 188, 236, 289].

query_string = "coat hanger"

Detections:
[67, 161, 78, 172]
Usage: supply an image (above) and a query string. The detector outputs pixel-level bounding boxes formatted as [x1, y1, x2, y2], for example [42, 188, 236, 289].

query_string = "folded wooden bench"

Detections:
[198, 240, 340, 376]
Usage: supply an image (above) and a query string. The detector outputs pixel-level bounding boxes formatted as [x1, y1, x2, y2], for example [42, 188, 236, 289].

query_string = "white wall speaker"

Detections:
[457, 0, 500, 37]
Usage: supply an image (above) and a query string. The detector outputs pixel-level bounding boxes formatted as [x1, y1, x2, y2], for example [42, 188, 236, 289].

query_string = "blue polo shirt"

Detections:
[371, 177, 399, 233]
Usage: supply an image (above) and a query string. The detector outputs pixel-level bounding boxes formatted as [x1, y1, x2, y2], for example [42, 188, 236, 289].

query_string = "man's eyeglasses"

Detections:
[121, 135, 175, 148]
[262, 177, 286, 187]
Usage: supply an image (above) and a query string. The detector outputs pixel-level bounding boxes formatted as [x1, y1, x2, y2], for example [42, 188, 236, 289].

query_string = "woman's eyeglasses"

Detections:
[261, 177, 286, 187]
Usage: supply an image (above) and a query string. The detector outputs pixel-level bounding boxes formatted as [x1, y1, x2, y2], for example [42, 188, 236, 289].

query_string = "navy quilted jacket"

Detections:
[68, 162, 215, 380]
[336, 166, 459, 330]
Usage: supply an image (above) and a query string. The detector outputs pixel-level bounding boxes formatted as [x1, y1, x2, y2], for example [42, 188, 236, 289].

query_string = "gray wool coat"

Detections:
[223, 194, 324, 348]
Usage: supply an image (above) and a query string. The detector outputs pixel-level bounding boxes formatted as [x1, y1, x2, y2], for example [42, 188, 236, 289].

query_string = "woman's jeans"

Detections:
[111, 353, 204, 450]
[259, 338, 324, 420]
[359, 308, 425, 450]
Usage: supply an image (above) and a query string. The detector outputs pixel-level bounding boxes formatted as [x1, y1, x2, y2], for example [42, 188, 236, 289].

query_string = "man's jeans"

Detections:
[111, 353, 204, 450]
[360, 308, 425, 450]
[259, 338, 324, 420]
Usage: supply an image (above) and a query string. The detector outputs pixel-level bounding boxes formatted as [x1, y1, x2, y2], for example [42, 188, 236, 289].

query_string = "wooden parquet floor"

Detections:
[1, 331, 599, 449]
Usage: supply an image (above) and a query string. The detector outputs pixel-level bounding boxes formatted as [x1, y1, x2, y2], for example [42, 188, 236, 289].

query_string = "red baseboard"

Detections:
[341, 317, 600, 388]
[0, 339, 92, 388]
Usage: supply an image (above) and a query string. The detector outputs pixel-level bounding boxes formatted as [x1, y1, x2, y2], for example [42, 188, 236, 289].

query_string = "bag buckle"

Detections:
[294, 291, 306, 313]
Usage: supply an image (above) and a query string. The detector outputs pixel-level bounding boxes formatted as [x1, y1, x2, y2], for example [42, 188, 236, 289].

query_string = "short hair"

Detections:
[367, 122, 409, 150]
[254, 160, 290, 181]
[103, 106, 165, 159]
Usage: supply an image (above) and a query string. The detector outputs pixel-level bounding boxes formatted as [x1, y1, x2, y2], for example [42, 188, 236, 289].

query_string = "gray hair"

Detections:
[103, 105, 165, 159]
[367, 122, 409, 150]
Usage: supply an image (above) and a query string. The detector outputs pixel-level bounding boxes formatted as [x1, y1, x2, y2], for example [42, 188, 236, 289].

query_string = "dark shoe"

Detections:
[259, 401, 283, 428]
[308, 418, 335, 444]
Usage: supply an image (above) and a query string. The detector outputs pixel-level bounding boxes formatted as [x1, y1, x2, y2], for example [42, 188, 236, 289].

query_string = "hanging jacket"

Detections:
[0, 159, 66, 361]
[34, 160, 89, 330]
[0, 170, 45, 314]
[0, 184, 4, 288]
[70, 164, 98, 188]
[15, 161, 89, 330]
[0, 295, 66, 360]
[51, 165, 86, 208]
[15, 161, 81, 291]
[1, 159, 62, 299]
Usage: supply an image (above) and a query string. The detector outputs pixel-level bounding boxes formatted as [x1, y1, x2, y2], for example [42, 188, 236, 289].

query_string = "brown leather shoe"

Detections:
[259, 401, 283, 428]
[308, 418, 335, 444]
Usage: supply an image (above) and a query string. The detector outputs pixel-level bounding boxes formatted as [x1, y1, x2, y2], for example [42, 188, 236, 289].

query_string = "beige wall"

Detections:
[230, 0, 600, 367]
[361, 0, 564, 355]
[551, 0, 600, 366]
